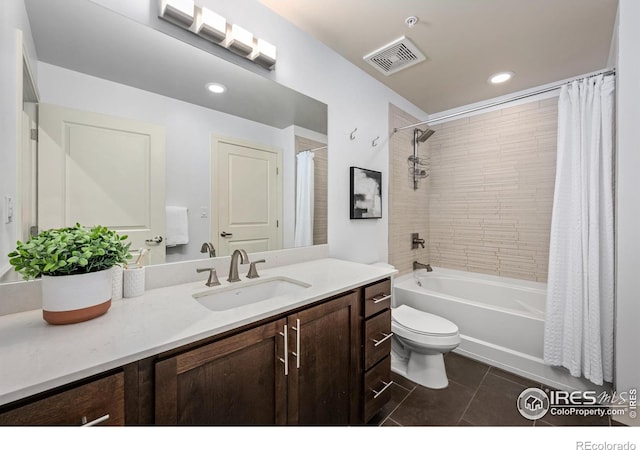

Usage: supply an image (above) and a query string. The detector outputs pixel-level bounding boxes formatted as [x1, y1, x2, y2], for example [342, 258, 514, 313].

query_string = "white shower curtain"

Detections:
[294, 151, 314, 247]
[544, 74, 615, 385]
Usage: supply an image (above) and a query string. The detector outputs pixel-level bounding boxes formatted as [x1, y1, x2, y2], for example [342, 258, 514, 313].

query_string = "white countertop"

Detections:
[0, 258, 395, 407]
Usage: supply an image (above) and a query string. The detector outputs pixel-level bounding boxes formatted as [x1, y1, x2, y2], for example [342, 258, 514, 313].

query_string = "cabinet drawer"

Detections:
[363, 278, 391, 318]
[364, 309, 392, 370]
[0, 372, 125, 426]
[363, 356, 392, 423]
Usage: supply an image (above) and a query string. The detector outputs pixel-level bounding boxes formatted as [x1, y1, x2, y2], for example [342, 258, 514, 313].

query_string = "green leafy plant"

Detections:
[8, 223, 132, 279]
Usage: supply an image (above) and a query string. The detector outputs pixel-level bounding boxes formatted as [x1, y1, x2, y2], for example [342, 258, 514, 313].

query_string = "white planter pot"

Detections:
[41, 268, 113, 325]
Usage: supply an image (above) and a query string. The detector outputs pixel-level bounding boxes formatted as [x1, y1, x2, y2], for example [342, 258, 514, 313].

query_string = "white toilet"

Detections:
[369, 262, 461, 389]
[391, 304, 461, 389]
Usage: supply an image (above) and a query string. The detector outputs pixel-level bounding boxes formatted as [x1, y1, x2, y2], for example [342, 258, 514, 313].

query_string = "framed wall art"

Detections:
[350, 166, 382, 219]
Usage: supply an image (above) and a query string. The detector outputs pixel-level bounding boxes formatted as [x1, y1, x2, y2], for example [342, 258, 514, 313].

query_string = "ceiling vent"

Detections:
[363, 36, 426, 76]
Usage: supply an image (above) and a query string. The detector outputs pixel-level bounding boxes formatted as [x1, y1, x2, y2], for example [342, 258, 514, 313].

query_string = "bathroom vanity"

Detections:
[0, 259, 394, 426]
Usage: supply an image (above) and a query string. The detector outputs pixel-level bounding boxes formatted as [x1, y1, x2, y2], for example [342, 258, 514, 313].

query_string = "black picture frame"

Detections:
[350, 166, 382, 219]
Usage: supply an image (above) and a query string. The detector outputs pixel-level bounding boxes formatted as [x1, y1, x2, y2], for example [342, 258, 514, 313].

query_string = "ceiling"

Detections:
[259, 0, 618, 114]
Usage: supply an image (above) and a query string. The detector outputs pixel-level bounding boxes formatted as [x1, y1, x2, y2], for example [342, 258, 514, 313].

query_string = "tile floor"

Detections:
[370, 352, 623, 427]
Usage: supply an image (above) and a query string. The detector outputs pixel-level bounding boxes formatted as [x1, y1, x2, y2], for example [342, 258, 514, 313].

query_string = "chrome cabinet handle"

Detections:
[372, 294, 391, 304]
[81, 414, 110, 426]
[220, 232, 233, 237]
[291, 319, 301, 369]
[371, 380, 393, 399]
[279, 325, 288, 376]
[145, 235, 163, 245]
[372, 332, 394, 347]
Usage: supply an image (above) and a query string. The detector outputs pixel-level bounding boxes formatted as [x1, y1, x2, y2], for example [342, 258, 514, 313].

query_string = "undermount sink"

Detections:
[193, 277, 312, 311]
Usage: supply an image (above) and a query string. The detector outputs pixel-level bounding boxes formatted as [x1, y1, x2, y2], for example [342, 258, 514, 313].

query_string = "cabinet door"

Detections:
[155, 318, 287, 425]
[287, 292, 360, 425]
[0, 372, 125, 426]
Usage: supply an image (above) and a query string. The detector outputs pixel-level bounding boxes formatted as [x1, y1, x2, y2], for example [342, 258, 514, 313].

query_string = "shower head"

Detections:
[415, 127, 435, 142]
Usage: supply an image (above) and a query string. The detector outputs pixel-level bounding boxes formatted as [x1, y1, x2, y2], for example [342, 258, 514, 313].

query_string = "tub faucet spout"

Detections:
[413, 261, 433, 272]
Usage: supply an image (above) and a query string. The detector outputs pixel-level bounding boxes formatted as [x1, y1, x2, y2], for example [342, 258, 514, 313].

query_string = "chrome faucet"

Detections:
[413, 261, 433, 272]
[227, 249, 249, 282]
[200, 242, 216, 258]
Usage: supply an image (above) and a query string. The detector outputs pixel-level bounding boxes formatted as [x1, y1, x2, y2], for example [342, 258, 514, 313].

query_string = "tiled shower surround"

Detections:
[390, 98, 558, 282]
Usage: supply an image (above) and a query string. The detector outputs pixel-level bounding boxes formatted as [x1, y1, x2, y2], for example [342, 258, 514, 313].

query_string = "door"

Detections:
[286, 292, 360, 425]
[213, 136, 282, 256]
[37, 104, 166, 264]
[155, 318, 287, 425]
[19, 111, 37, 242]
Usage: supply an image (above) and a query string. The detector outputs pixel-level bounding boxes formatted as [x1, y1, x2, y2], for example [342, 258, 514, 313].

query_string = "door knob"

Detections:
[220, 232, 233, 237]
[145, 235, 163, 245]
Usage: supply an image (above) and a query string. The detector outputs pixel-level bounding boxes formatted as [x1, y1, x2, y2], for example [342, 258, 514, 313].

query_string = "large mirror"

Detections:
[4, 0, 327, 283]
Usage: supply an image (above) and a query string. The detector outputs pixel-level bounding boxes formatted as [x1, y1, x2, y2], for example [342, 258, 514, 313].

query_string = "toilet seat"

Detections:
[392, 304, 458, 337]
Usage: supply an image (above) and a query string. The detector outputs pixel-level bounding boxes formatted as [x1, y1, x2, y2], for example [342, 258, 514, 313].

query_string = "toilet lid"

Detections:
[392, 305, 459, 337]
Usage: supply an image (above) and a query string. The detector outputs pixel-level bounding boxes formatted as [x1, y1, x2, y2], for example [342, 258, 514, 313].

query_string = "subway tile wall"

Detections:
[389, 98, 558, 281]
[427, 98, 558, 282]
[388, 104, 430, 275]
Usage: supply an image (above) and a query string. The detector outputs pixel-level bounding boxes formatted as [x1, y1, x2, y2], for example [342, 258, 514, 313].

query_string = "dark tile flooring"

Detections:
[369, 352, 622, 427]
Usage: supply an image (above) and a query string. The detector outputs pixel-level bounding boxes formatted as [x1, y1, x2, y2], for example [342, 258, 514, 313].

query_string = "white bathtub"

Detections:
[393, 267, 601, 391]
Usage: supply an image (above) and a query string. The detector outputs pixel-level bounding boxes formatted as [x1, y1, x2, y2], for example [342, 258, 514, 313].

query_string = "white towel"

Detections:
[165, 206, 189, 246]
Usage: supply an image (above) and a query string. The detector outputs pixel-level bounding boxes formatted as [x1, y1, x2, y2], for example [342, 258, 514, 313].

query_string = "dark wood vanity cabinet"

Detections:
[155, 291, 360, 425]
[155, 318, 288, 425]
[0, 371, 126, 426]
[0, 277, 392, 426]
[287, 292, 360, 424]
[361, 278, 393, 423]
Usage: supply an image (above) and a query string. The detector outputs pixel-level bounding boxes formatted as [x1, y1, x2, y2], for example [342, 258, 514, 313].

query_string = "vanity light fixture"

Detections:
[159, 0, 195, 27]
[205, 82, 226, 94]
[224, 24, 254, 56]
[195, 7, 227, 43]
[250, 38, 277, 69]
[157, 0, 276, 70]
[489, 71, 515, 84]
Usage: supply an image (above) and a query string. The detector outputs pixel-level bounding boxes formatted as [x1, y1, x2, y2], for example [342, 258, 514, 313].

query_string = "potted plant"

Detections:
[8, 223, 131, 325]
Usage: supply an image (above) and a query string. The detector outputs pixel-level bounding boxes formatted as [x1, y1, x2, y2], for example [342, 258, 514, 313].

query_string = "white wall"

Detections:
[614, 0, 640, 426]
[37, 62, 291, 263]
[0, 0, 38, 274]
[89, 0, 428, 265]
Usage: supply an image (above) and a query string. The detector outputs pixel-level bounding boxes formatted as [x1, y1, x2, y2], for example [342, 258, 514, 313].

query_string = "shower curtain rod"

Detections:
[299, 145, 327, 153]
[393, 68, 616, 133]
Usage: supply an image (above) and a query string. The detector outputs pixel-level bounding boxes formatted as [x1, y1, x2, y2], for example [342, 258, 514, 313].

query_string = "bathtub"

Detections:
[392, 267, 599, 391]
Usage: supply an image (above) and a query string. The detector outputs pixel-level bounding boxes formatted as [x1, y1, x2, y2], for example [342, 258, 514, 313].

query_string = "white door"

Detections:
[19, 111, 37, 242]
[38, 104, 166, 265]
[213, 136, 282, 256]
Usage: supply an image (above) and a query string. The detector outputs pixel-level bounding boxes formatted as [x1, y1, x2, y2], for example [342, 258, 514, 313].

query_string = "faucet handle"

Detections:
[196, 267, 221, 287]
[246, 259, 266, 279]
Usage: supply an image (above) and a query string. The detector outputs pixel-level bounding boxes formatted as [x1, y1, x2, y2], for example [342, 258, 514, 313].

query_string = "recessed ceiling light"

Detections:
[489, 71, 515, 84]
[206, 83, 226, 94]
